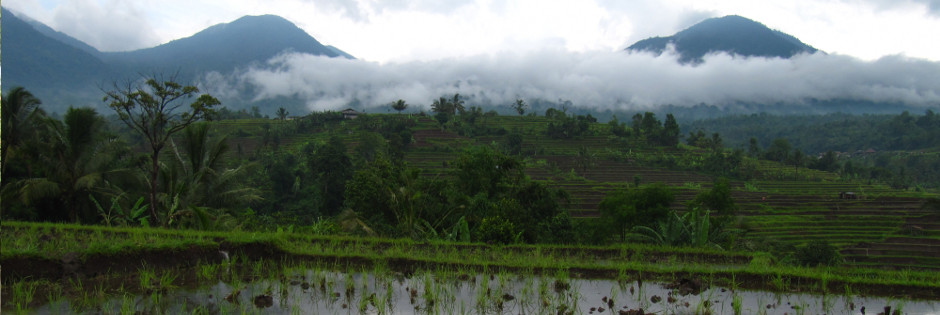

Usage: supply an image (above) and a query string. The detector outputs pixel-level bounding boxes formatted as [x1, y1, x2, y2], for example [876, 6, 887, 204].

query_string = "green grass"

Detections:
[4, 221, 940, 302]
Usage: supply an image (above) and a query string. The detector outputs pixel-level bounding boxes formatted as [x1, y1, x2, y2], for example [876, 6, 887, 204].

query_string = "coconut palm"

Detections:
[6, 107, 128, 222]
[276, 107, 289, 120]
[1, 87, 46, 176]
[391, 99, 408, 114]
[513, 99, 527, 116]
[431, 97, 452, 115]
[451, 93, 466, 115]
[161, 124, 261, 229]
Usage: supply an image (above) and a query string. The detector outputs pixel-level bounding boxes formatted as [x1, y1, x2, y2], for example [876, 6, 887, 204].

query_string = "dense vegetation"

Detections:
[4, 82, 940, 271]
[685, 111, 940, 189]
[4, 81, 940, 313]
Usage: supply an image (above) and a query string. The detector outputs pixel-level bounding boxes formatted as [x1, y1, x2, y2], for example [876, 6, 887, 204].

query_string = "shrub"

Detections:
[598, 183, 674, 241]
[476, 216, 518, 244]
[794, 240, 843, 267]
[571, 218, 612, 245]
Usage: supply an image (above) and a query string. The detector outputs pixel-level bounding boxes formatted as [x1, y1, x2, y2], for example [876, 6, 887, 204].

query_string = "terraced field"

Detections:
[727, 179, 939, 269]
[204, 115, 939, 270]
[396, 116, 940, 270]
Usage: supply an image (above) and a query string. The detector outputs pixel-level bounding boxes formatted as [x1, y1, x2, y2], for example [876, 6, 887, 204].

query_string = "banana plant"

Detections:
[91, 195, 149, 227]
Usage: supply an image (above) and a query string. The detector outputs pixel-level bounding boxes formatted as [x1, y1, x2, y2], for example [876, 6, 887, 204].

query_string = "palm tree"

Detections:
[391, 99, 408, 114]
[6, 107, 127, 222]
[513, 99, 527, 116]
[276, 107, 289, 120]
[1, 87, 46, 176]
[451, 93, 466, 115]
[431, 97, 452, 114]
[161, 124, 261, 229]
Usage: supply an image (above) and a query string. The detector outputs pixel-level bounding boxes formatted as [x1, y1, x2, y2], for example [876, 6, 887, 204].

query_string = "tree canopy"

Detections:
[104, 77, 221, 225]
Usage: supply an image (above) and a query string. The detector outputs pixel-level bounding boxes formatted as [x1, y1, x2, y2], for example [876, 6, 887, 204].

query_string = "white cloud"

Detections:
[46, 0, 162, 52]
[214, 50, 940, 112]
[4, 0, 939, 61]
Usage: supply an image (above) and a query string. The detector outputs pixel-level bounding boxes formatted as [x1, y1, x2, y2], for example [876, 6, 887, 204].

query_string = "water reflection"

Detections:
[31, 269, 940, 314]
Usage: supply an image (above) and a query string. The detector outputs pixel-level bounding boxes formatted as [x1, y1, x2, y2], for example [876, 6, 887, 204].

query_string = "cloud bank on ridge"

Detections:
[204, 49, 940, 113]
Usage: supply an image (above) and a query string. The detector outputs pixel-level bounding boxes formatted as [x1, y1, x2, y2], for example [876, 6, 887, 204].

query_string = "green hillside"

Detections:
[3, 85, 938, 272]
[202, 110, 940, 270]
[5, 90, 940, 313]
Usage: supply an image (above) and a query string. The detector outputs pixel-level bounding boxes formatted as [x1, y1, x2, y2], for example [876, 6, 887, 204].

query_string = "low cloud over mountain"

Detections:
[207, 49, 940, 114]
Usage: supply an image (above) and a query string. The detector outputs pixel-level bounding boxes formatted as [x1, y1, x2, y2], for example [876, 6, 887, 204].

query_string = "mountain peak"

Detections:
[1, 8, 354, 113]
[101, 13, 353, 77]
[208, 14, 299, 34]
[627, 15, 818, 63]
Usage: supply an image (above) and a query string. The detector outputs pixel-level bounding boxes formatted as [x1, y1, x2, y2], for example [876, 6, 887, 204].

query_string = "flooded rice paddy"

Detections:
[20, 263, 940, 315]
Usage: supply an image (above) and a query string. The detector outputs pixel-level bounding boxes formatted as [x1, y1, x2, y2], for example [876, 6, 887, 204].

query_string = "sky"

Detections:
[4, 0, 940, 63]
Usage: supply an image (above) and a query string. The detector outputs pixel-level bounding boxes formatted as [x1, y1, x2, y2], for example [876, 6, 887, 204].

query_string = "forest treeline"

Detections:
[684, 111, 940, 153]
[2, 82, 744, 250]
[684, 111, 940, 189]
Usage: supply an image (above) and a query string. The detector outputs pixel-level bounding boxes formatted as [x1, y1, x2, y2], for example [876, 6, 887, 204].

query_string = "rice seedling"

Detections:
[197, 262, 217, 281]
[474, 272, 491, 312]
[695, 287, 717, 315]
[68, 276, 85, 294]
[139, 268, 156, 291]
[792, 298, 808, 315]
[158, 270, 179, 291]
[10, 280, 39, 311]
[44, 283, 65, 309]
[732, 294, 743, 315]
[119, 294, 136, 315]
[344, 272, 356, 300]
[770, 272, 789, 292]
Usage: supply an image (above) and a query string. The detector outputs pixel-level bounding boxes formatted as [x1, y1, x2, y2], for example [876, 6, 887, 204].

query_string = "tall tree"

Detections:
[10, 107, 126, 222]
[104, 77, 220, 225]
[162, 124, 260, 229]
[311, 135, 353, 215]
[748, 137, 762, 157]
[688, 177, 737, 218]
[790, 148, 805, 174]
[276, 107, 289, 120]
[1, 87, 46, 176]
[661, 114, 680, 147]
[765, 138, 792, 163]
[640, 112, 662, 140]
[631, 113, 643, 134]
[513, 99, 527, 116]
[812, 150, 839, 172]
[431, 97, 452, 115]
[599, 183, 675, 241]
[451, 93, 466, 115]
[391, 99, 408, 114]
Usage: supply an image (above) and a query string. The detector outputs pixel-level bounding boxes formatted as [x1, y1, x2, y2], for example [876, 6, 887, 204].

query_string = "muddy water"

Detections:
[30, 270, 940, 314]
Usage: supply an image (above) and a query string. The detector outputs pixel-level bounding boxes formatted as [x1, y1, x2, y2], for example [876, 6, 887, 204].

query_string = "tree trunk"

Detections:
[150, 149, 160, 226]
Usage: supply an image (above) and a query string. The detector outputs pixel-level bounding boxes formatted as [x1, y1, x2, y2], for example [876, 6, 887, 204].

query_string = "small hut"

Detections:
[342, 108, 360, 119]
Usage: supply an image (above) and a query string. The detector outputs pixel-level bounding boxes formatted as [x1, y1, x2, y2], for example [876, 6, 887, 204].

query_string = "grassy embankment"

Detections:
[4, 220, 940, 310]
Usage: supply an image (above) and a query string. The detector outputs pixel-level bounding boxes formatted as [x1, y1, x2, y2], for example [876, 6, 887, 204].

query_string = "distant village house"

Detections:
[342, 108, 361, 119]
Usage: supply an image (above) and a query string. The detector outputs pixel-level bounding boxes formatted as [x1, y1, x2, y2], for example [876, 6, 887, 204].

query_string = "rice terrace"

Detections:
[4, 111, 940, 314]
[4, 2, 940, 314]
